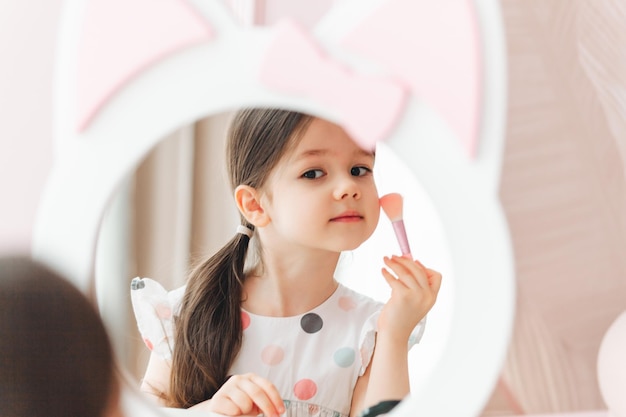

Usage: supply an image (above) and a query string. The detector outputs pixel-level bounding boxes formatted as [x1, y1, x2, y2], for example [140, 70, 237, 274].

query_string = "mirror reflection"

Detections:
[95, 109, 454, 416]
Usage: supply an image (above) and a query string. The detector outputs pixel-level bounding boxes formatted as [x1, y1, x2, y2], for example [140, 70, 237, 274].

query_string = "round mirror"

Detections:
[32, 1, 513, 415]
[93, 113, 455, 396]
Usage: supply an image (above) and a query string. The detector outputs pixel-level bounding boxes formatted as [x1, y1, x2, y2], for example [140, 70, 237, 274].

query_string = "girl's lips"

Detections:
[330, 212, 363, 222]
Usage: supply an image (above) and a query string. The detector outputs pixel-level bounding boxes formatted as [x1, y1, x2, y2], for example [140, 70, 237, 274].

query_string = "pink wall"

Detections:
[1, 2, 622, 414]
[0, 1, 63, 252]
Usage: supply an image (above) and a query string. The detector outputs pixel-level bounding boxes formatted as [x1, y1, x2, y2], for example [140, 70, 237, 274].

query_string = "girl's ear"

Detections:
[234, 185, 270, 227]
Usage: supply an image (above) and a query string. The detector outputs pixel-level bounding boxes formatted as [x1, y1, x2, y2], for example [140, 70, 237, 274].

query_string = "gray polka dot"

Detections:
[300, 313, 323, 333]
[131, 278, 145, 290]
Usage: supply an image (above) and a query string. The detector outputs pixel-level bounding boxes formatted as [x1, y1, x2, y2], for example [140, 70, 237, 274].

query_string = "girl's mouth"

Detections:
[330, 212, 363, 222]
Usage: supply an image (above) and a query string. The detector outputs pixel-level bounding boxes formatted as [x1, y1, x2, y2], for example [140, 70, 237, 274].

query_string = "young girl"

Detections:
[131, 108, 442, 417]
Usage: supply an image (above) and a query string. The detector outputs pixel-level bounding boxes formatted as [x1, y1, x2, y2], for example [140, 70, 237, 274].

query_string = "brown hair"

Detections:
[0, 256, 116, 417]
[168, 108, 313, 407]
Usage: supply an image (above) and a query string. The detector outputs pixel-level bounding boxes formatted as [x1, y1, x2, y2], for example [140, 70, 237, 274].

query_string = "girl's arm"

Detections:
[351, 255, 442, 417]
[140, 352, 172, 406]
[367, 332, 411, 402]
[350, 335, 409, 417]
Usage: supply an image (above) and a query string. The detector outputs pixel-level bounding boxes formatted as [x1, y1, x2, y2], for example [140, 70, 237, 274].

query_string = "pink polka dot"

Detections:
[261, 345, 284, 366]
[293, 379, 317, 400]
[338, 296, 356, 311]
[155, 303, 172, 319]
[143, 338, 154, 351]
[241, 311, 250, 330]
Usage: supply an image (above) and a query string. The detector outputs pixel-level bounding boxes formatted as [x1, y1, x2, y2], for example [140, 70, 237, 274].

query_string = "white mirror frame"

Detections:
[32, 1, 514, 416]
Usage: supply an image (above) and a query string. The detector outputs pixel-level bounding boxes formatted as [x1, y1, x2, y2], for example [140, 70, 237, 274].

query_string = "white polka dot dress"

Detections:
[131, 278, 426, 417]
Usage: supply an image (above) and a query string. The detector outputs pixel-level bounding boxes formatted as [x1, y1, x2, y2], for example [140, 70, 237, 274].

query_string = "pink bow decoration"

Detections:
[259, 19, 408, 150]
[341, 0, 482, 158]
[76, 0, 214, 132]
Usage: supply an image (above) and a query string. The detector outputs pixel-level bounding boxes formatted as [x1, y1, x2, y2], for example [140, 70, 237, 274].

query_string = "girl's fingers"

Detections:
[248, 374, 285, 415]
[211, 391, 248, 416]
[383, 256, 429, 289]
[381, 267, 407, 291]
[234, 380, 274, 417]
[414, 258, 427, 270]
[382, 256, 419, 290]
[425, 268, 443, 294]
[215, 374, 284, 417]
[400, 256, 436, 290]
[222, 387, 254, 415]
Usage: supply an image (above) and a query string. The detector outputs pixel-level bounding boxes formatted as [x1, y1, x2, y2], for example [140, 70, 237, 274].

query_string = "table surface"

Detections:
[496, 411, 609, 417]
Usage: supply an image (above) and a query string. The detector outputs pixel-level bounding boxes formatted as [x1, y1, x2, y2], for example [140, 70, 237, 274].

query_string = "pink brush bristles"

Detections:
[380, 193, 412, 258]
[380, 193, 403, 221]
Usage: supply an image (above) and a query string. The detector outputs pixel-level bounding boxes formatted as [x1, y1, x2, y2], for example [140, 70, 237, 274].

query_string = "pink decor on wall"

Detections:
[341, 0, 481, 158]
[76, 0, 214, 131]
[259, 19, 407, 150]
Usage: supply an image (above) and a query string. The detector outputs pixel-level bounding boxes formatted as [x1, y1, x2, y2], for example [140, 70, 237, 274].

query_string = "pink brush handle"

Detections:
[391, 220, 412, 258]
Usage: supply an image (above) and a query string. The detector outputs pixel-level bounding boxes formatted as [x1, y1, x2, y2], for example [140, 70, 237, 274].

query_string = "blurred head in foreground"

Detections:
[0, 255, 122, 417]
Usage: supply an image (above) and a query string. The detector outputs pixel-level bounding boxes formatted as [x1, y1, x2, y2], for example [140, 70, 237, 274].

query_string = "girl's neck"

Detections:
[242, 250, 340, 317]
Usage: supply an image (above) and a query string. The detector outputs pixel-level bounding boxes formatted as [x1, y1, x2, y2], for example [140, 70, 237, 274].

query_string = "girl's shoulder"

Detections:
[129, 277, 186, 360]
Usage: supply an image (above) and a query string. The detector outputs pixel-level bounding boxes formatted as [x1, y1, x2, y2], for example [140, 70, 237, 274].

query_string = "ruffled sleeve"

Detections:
[130, 277, 186, 360]
[358, 312, 427, 376]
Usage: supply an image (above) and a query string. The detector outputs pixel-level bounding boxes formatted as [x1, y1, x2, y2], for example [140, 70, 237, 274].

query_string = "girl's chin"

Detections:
[337, 239, 369, 252]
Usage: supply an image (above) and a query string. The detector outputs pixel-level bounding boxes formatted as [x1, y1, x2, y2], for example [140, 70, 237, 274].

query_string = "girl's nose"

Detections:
[333, 177, 361, 200]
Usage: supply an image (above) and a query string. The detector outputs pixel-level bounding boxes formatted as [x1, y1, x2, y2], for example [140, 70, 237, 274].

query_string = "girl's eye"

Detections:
[302, 169, 324, 179]
[350, 166, 371, 177]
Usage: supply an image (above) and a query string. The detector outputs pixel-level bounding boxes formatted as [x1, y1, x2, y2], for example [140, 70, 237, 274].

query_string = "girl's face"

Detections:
[259, 117, 380, 253]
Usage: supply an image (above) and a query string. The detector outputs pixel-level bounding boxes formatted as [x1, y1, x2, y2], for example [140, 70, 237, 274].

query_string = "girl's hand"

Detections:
[191, 373, 285, 417]
[378, 255, 442, 341]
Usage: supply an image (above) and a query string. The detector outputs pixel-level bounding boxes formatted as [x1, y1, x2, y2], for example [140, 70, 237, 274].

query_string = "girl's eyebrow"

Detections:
[294, 148, 374, 161]
[296, 149, 328, 159]
[291, 149, 329, 164]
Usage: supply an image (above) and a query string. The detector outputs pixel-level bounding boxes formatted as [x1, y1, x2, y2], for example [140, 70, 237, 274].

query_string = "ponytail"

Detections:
[168, 223, 254, 408]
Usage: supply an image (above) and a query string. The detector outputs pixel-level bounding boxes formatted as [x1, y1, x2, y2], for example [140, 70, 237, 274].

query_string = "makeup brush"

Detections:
[380, 193, 412, 258]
